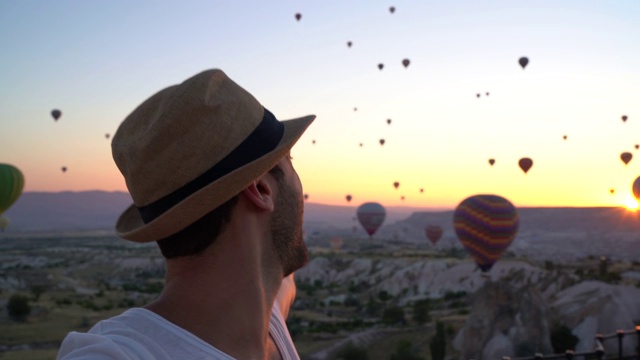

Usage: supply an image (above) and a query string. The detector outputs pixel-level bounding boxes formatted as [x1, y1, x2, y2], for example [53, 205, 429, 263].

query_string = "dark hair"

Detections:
[156, 164, 285, 259]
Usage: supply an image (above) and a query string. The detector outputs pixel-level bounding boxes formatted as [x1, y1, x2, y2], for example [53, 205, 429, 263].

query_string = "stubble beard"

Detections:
[270, 180, 308, 277]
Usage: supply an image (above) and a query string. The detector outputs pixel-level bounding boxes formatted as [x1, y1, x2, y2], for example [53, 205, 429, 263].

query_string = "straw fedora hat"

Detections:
[111, 69, 315, 242]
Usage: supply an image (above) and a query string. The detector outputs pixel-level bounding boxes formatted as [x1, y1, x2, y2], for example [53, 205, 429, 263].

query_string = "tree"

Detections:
[7, 294, 31, 322]
[338, 343, 368, 360]
[550, 324, 579, 353]
[430, 321, 446, 360]
[382, 306, 405, 325]
[413, 299, 430, 325]
[390, 340, 424, 360]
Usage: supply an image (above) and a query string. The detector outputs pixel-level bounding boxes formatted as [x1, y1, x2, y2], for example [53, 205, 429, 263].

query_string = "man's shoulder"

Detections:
[57, 308, 235, 360]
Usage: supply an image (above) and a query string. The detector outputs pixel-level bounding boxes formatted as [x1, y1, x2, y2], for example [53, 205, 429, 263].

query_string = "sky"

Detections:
[1, 1, 639, 210]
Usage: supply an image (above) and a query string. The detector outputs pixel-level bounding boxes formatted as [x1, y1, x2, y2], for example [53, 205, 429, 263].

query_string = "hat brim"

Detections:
[115, 114, 315, 243]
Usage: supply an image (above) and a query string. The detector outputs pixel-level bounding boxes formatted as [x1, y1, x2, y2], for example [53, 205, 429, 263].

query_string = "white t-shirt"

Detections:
[57, 302, 299, 360]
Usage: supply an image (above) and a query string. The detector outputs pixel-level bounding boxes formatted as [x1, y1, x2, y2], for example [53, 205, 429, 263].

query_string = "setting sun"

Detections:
[624, 198, 639, 211]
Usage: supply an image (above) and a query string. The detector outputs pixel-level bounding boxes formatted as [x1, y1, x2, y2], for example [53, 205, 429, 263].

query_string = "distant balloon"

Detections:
[420, 188, 424, 193]
[518, 158, 533, 174]
[622, 115, 628, 122]
[621, 152, 632, 165]
[347, 41, 352, 48]
[401, 196, 405, 201]
[518, 57, 529, 69]
[476, 93, 480, 98]
[312, 140, 316, 145]
[610, 188, 615, 194]
[486, 92, 490, 96]
[635, 144, 639, 150]
[563, 135, 567, 140]
[633, 176, 640, 200]
[488, 158, 495, 166]
[0, 216, 8, 231]
[387, 119, 392, 125]
[346, 194, 352, 202]
[329, 237, 343, 250]
[359, 143, 363, 147]
[425, 225, 443, 244]
[105, 133, 110, 139]
[51, 109, 62, 121]
[402, 59, 410, 68]
[393, 181, 399, 189]
[61, 166, 67, 173]
[295, 13, 301, 21]
[389, 6, 395, 13]
[378, 63, 384, 70]
[379, 139, 385, 146]
[354, 107, 358, 112]
[453, 194, 519, 272]
[304, 194, 309, 201]
[0, 164, 24, 216]
[357, 202, 386, 238]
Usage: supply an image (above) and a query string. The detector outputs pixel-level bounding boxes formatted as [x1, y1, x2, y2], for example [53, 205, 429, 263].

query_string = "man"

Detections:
[57, 69, 315, 359]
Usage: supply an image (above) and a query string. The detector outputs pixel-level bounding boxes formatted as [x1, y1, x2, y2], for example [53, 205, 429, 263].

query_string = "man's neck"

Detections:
[145, 227, 284, 359]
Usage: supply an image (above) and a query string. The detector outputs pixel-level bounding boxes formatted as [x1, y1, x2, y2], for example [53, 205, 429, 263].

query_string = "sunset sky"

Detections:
[1, 1, 639, 209]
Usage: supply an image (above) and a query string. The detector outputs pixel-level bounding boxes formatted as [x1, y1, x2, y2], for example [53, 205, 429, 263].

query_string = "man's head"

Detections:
[110, 69, 314, 249]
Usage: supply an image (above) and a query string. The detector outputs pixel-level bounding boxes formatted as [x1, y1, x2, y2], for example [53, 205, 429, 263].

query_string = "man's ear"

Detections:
[242, 176, 275, 212]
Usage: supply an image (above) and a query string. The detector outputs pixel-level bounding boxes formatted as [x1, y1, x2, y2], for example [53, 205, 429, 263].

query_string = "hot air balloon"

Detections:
[359, 143, 363, 147]
[329, 237, 343, 251]
[633, 176, 640, 200]
[476, 93, 480, 98]
[453, 194, 519, 272]
[347, 41, 352, 48]
[488, 159, 495, 166]
[419, 188, 424, 193]
[518, 57, 529, 69]
[610, 188, 615, 194]
[0, 164, 24, 216]
[379, 139, 385, 146]
[312, 140, 316, 145]
[518, 158, 533, 174]
[354, 107, 358, 112]
[61, 166, 67, 173]
[425, 225, 443, 244]
[622, 115, 628, 122]
[401, 196, 405, 201]
[486, 92, 490, 96]
[393, 181, 399, 189]
[621, 152, 632, 165]
[402, 59, 410, 68]
[105, 133, 110, 139]
[563, 135, 567, 140]
[378, 63, 384, 70]
[51, 109, 62, 121]
[635, 144, 639, 150]
[357, 202, 386, 238]
[389, 6, 395, 13]
[304, 194, 309, 201]
[346, 194, 352, 202]
[0, 216, 8, 231]
[295, 13, 301, 21]
[387, 119, 391, 125]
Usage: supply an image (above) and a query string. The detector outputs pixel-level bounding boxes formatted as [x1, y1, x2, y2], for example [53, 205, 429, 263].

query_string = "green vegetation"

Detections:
[412, 299, 430, 324]
[381, 306, 405, 325]
[338, 343, 369, 360]
[550, 324, 579, 353]
[390, 340, 424, 360]
[7, 294, 31, 322]
[430, 321, 447, 360]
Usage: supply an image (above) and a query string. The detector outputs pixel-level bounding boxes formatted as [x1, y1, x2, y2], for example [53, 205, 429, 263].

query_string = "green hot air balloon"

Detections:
[0, 216, 9, 231]
[0, 164, 24, 216]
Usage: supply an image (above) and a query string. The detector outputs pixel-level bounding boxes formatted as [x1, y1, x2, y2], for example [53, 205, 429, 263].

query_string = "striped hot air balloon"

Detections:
[425, 225, 443, 244]
[357, 202, 386, 238]
[453, 194, 519, 272]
